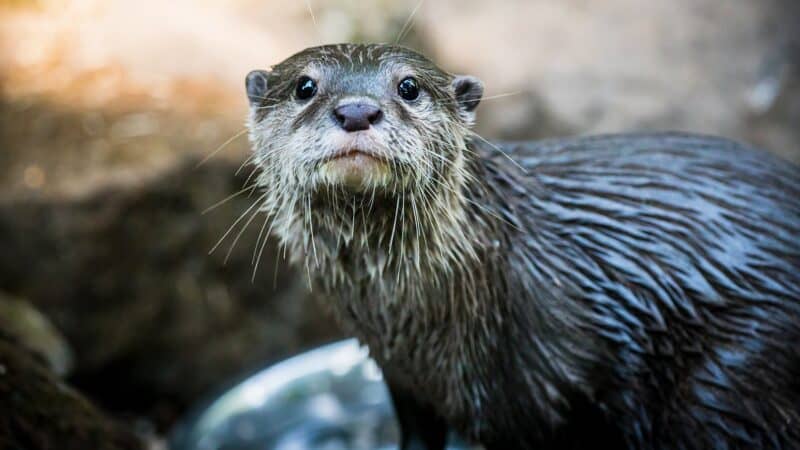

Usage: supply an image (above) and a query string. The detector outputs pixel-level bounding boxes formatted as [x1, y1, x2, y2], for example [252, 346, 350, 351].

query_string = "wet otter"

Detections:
[244, 44, 800, 449]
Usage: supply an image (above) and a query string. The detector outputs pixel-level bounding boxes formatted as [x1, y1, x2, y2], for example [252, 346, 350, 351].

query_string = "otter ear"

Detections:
[452, 75, 484, 122]
[245, 70, 270, 107]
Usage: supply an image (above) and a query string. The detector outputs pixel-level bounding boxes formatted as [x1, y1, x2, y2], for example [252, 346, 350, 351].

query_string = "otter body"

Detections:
[244, 44, 800, 449]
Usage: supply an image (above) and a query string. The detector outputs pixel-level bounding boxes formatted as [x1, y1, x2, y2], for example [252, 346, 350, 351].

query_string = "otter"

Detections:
[243, 44, 800, 449]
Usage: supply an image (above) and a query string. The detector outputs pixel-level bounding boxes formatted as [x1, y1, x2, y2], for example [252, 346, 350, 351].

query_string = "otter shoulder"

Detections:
[477, 131, 800, 213]
[485, 131, 794, 174]
[474, 130, 800, 300]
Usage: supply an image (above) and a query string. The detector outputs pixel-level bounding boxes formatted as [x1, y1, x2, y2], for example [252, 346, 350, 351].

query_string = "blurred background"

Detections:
[1, 0, 798, 448]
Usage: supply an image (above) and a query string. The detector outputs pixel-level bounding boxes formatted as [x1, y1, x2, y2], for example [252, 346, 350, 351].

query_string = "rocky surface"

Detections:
[425, 0, 800, 164]
[0, 330, 144, 450]
[0, 153, 344, 430]
[0, 293, 73, 376]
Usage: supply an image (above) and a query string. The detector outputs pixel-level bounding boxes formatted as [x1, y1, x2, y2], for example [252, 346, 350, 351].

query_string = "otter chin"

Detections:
[244, 43, 800, 450]
[318, 149, 392, 191]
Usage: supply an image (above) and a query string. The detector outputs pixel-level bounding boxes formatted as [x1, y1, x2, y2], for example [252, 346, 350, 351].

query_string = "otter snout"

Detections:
[333, 103, 383, 132]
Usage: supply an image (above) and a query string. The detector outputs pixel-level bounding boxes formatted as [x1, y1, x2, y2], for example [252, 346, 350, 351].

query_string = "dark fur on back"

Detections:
[245, 44, 800, 449]
[466, 133, 800, 448]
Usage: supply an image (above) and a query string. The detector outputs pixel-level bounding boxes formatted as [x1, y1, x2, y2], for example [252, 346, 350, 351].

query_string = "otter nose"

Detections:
[334, 103, 383, 132]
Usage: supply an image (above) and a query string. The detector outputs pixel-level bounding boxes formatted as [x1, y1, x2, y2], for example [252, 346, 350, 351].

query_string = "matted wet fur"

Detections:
[244, 43, 800, 449]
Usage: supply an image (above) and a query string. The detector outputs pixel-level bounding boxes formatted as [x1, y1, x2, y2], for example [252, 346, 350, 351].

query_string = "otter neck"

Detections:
[293, 143, 492, 311]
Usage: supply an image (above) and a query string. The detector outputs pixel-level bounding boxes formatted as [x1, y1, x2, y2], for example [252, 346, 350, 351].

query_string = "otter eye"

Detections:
[397, 77, 419, 101]
[296, 76, 317, 100]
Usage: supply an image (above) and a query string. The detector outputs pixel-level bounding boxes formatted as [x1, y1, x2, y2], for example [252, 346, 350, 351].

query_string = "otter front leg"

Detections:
[387, 378, 448, 450]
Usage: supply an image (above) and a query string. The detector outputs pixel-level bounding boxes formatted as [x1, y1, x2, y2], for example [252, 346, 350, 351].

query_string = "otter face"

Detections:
[245, 44, 483, 198]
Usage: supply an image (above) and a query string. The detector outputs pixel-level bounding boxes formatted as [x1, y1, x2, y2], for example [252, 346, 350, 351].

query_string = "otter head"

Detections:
[245, 43, 483, 271]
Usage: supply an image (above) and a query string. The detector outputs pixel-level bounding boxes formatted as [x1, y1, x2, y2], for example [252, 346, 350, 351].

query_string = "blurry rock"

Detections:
[0, 332, 143, 450]
[0, 292, 73, 375]
[745, 38, 800, 164]
[420, 0, 800, 163]
[0, 157, 343, 429]
[109, 113, 160, 139]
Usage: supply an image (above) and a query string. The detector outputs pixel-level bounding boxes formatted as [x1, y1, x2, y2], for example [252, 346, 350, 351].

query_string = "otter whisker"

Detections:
[466, 128, 529, 174]
[235, 154, 256, 176]
[350, 192, 357, 242]
[362, 185, 378, 253]
[435, 91, 523, 105]
[426, 173, 523, 232]
[395, 0, 425, 44]
[253, 209, 282, 280]
[249, 93, 281, 101]
[418, 144, 451, 165]
[196, 127, 248, 168]
[304, 259, 314, 292]
[305, 0, 318, 34]
[396, 188, 407, 287]
[388, 194, 401, 263]
[202, 184, 257, 215]
[251, 97, 282, 104]
[409, 192, 425, 274]
[306, 192, 320, 268]
[253, 102, 286, 111]
[209, 192, 267, 255]
[224, 205, 261, 264]
[242, 164, 261, 191]
[252, 215, 274, 282]
[271, 248, 282, 289]
[252, 211, 271, 265]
